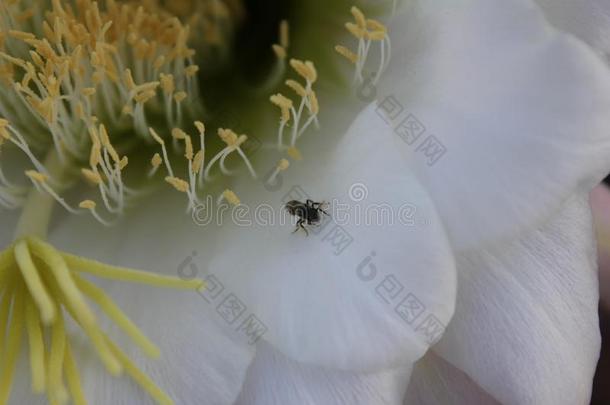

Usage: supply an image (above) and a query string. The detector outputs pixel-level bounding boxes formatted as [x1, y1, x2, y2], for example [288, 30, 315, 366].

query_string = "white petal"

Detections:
[433, 193, 600, 404]
[405, 352, 499, 405]
[381, 0, 610, 250]
[209, 104, 457, 371]
[7, 191, 255, 404]
[534, 0, 610, 55]
[236, 342, 410, 405]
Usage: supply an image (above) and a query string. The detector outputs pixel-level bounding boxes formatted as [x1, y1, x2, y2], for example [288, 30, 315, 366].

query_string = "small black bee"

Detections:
[285, 199, 330, 235]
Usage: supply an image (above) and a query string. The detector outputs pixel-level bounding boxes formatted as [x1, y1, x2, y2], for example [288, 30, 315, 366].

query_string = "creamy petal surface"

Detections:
[381, 0, 610, 250]
[433, 194, 600, 404]
[207, 104, 456, 371]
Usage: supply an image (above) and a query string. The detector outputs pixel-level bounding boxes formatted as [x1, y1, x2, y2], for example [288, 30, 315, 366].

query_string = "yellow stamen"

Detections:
[272, 44, 286, 59]
[63, 342, 86, 405]
[48, 312, 68, 405]
[75, 275, 161, 359]
[221, 189, 240, 206]
[79, 200, 96, 210]
[105, 338, 173, 405]
[25, 297, 46, 393]
[287, 146, 303, 161]
[277, 158, 290, 171]
[335, 45, 358, 64]
[0, 284, 24, 404]
[62, 253, 204, 290]
[81, 168, 102, 185]
[151, 153, 163, 168]
[14, 240, 57, 324]
[351, 6, 367, 28]
[165, 176, 190, 193]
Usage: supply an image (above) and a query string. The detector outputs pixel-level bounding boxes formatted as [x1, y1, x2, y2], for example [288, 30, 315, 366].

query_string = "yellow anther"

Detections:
[134, 90, 156, 104]
[287, 146, 303, 161]
[9, 30, 36, 41]
[119, 156, 128, 170]
[79, 200, 97, 210]
[290, 59, 317, 83]
[193, 150, 204, 173]
[366, 19, 387, 34]
[133, 82, 160, 94]
[122, 105, 133, 116]
[218, 128, 239, 146]
[270, 93, 293, 122]
[123, 69, 136, 91]
[308, 91, 319, 115]
[277, 158, 290, 171]
[81, 169, 102, 185]
[148, 128, 165, 145]
[335, 45, 358, 64]
[82, 87, 96, 97]
[171, 128, 187, 140]
[0, 119, 10, 142]
[25, 170, 48, 183]
[174, 91, 187, 103]
[351, 6, 367, 28]
[272, 44, 286, 60]
[194, 121, 205, 135]
[90, 145, 103, 168]
[279, 20, 290, 49]
[185, 65, 199, 77]
[368, 30, 387, 41]
[345, 22, 366, 39]
[222, 189, 240, 206]
[153, 55, 165, 70]
[165, 176, 190, 193]
[270, 93, 293, 110]
[285, 80, 307, 97]
[159, 74, 175, 94]
[184, 137, 193, 161]
[151, 153, 162, 168]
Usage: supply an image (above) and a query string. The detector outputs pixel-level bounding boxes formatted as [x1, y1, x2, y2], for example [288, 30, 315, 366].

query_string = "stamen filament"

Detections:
[0, 284, 23, 404]
[25, 297, 46, 393]
[14, 239, 57, 324]
[75, 275, 161, 359]
[62, 253, 204, 290]
[105, 338, 174, 405]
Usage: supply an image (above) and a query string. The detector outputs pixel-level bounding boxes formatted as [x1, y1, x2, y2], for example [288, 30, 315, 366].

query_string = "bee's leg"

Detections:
[293, 219, 308, 235]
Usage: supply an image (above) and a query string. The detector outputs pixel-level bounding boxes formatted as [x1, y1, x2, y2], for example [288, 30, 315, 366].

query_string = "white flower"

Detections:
[1, 0, 610, 404]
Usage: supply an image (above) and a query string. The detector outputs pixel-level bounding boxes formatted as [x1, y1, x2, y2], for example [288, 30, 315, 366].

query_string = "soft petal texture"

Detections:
[236, 342, 409, 405]
[433, 194, 600, 404]
[6, 191, 255, 404]
[208, 104, 456, 371]
[534, 0, 610, 54]
[381, 0, 610, 250]
[404, 352, 499, 405]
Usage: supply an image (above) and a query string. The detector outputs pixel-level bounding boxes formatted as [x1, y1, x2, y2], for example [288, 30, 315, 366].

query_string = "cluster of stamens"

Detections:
[0, 0, 333, 403]
[150, 0, 245, 61]
[0, 236, 203, 404]
[269, 59, 320, 162]
[0, 0, 200, 223]
[148, 121, 251, 212]
[335, 6, 391, 87]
